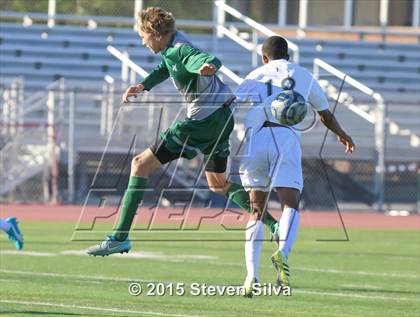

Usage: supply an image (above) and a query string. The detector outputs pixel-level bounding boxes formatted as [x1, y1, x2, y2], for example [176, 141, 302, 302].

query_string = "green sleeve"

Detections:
[177, 45, 222, 74]
[140, 60, 170, 91]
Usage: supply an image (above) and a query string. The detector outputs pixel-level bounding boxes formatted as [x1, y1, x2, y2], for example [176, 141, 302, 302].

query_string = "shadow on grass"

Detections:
[1, 311, 85, 316]
[299, 249, 419, 260]
[308, 286, 420, 296]
[0, 310, 135, 317]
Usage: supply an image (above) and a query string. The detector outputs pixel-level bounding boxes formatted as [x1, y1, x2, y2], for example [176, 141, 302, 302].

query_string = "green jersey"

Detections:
[140, 31, 234, 120]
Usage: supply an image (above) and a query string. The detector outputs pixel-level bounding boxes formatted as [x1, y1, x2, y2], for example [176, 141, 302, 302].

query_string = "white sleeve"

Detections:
[308, 76, 329, 112]
[235, 79, 265, 104]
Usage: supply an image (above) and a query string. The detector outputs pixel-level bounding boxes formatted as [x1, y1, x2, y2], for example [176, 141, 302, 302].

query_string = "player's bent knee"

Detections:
[131, 151, 156, 177]
[205, 172, 229, 194]
[131, 155, 145, 170]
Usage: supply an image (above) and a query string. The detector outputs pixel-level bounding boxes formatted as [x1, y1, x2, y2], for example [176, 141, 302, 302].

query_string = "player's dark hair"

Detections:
[262, 36, 289, 61]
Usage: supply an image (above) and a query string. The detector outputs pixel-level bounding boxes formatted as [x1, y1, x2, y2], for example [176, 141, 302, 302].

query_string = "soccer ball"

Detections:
[270, 90, 308, 126]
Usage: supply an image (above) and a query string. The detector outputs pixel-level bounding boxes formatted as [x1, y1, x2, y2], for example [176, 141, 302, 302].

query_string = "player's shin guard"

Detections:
[278, 207, 300, 257]
[227, 183, 277, 234]
[245, 220, 264, 280]
[113, 176, 147, 241]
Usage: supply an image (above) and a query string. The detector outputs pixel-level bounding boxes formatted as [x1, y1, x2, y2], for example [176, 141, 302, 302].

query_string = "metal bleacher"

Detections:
[1, 21, 419, 152]
[1, 21, 419, 98]
[296, 39, 420, 105]
[0, 12, 419, 206]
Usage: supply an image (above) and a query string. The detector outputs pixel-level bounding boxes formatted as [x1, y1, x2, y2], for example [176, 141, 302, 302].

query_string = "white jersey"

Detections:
[235, 59, 329, 135]
[235, 59, 329, 192]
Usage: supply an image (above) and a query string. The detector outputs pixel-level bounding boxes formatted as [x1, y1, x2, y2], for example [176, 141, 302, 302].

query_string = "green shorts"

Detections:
[160, 105, 234, 161]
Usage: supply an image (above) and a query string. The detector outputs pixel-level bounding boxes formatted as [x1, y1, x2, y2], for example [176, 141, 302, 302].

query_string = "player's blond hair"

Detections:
[137, 7, 176, 35]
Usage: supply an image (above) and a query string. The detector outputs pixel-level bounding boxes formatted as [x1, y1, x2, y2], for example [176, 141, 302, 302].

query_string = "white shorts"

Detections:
[239, 126, 303, 192]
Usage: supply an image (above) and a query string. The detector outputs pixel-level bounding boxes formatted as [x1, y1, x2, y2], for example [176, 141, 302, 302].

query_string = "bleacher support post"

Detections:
[47, 0, 56, 28]
[68, 91, 76, 203]
[57, 78, 65, 138]
[9, 80, 17, 137]
[344, 0, 353, 28]
[133, 0, 143, 30]
[373, 94, 386, 212]
[130, 68, 136, 85]
[252, 29, 258, 67]
[277, 0, 287, 26]
[298, 0, 308, 29]
[47, 89, 58, 204]
[413, 0, 420, 27]
[100, 81, 107, 136]
[100, 75, 115, 137]
[212, 0, 225, 56]
[106, 76, 115, 135]
[215, 0, 226, 38]
[17, 77, 24, 136]
[121, 51, 129, 84]
[379, 0, 389, 41]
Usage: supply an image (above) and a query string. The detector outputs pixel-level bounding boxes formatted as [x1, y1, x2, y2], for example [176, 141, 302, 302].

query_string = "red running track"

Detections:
[0, 204, 418, 230]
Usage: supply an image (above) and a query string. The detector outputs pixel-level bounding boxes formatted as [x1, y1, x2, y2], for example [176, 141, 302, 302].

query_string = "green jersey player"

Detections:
[87, 7, 278, 256]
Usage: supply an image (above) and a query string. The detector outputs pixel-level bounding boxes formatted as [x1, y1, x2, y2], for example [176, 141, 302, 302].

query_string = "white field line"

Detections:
[294, 289, 419, 302]
[0, 250, 56, 256]
[0, 299, 360, 317]
[0, 300, 203, 317]
[0, 250, 217, 261]
[0, 269, 156, 283]
[1, 269, 419, 303]
[203, 260, 419, 280]
[290, 266, 419, 279]
[61, 250, 217, 260]
[1, 249, 418, 279]
[339, 283, 382, 290]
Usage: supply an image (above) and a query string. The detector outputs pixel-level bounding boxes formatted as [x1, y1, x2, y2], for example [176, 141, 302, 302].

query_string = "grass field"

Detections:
[0, 220, 419, 317]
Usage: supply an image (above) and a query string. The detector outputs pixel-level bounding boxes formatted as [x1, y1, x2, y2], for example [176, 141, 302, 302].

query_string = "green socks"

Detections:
[113, 176, 147, 241]
[113, 178, 278, 241]
[226, 183, 278, 234]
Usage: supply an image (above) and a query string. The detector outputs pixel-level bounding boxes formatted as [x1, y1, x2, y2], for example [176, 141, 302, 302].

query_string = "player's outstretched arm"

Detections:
[318, 109, 355, 154]
[122, 84, 145, 103]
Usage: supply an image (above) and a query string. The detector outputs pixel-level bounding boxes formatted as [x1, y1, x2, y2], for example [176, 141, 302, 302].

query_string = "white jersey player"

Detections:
[235, 36, 355, 296]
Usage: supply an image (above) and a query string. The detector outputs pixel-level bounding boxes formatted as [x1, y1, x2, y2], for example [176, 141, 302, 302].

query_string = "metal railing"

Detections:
[313, 58, 419, 212]
[0, 123, 56, 202]
[100, 74, 116, 137]
[107, 45, 243, 87]
[213, 0, 299, 66]
[268, 24, 420, 43]
[0, 78, 61, 203]
[1, 77, 24, 139]
[107, 45, 149, 84]
[313, 58, 419, 145]
[2, 4, 418, 42]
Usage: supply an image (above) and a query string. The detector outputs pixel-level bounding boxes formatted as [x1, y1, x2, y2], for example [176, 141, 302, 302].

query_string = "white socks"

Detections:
[245, 220, 264, 280]
[0, 218, 11, 232]
[278, 207, 300, 258]
[244, 209, 299, 280]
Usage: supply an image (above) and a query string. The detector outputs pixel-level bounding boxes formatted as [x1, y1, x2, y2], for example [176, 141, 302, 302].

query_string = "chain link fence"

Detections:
[0, 82, 418, 212]
[0, 2, 418, 212]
